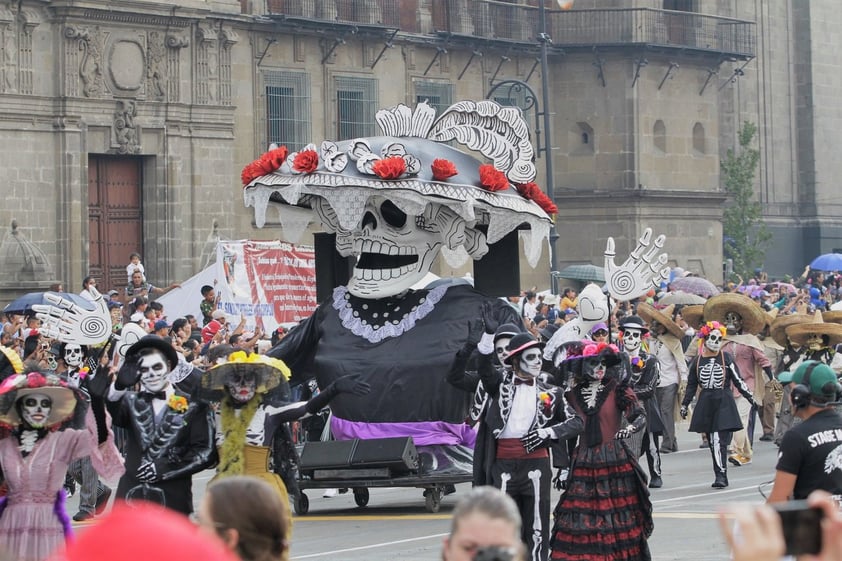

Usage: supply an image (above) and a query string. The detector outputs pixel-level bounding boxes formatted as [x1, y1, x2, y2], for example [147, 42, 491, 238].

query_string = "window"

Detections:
[264, 71, 311, 151]
[569, 122, 594, 155]
[692, 122, 705, 154]
[336, 76, 378, 140]
[414, 80, 453, 116]
[654, 120, 666, 153]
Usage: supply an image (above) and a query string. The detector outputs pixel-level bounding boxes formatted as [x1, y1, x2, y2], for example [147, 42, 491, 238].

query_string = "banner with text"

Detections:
[216, 240, 317, 335]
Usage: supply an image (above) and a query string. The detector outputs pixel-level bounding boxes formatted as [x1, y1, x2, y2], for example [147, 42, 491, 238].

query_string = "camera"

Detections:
[772, 500, 823, 556]
[473, 546, 516, 561]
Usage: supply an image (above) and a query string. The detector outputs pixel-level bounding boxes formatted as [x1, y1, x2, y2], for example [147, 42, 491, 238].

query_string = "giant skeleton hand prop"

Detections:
[604, 228, 669, 301]
[33, 288, 111, 346]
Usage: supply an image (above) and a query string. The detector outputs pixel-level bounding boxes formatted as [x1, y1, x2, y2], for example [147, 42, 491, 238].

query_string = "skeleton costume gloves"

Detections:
[304, 374, 371, 415]
[680, 405, 689, 419]
[521, 427, 554, 454]
[115, 355, 142, 390]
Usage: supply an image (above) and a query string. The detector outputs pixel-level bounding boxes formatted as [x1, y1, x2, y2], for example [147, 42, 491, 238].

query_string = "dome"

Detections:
[0, 220, 55, 283]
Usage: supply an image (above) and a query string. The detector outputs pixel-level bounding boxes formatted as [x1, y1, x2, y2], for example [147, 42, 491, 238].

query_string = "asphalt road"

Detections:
[70, 421, 779, 560]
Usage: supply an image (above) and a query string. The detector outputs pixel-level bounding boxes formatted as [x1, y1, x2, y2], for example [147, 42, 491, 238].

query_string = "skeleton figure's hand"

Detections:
[136, 461, 159, 483]
[680, 405, 689, 419]
[614, 424, 636, 440]
[604, 228, 670, 301]
[33, 288, 111, 346]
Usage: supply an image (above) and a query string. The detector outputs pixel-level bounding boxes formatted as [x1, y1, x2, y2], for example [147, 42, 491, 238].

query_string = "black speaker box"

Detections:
[351, 437, 419, 473]
[314, 232, 355, 302]
[474, 229, 521, 297]
[298, 440, 357, 470]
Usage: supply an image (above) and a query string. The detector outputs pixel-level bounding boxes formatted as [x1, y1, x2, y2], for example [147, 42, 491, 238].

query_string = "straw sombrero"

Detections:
[822, 311, 842, 325]
[764, 307, 779, 327]
[637, 302, 684, 339]
[200, 351, 291, 399]
[703, 293, 766, 335]
[0, 371, 77, 428]
[770, 313, 813, 347]
[785, 311, 842, 348]
[680, 305, 705, 330]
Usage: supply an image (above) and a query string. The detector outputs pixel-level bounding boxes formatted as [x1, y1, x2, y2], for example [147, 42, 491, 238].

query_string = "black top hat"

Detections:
[504, 333, 544, 365]
[619, 315, 648, 333]
[126, 335, 179, 371]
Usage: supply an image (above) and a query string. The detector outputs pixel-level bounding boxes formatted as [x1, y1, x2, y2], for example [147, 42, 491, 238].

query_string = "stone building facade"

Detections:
[0, 0, 825, 302]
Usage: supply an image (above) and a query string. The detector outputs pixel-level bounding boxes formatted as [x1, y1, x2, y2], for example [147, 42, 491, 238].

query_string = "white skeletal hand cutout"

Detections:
[33, 288, 111, 346]
[604, 228, 669, 302]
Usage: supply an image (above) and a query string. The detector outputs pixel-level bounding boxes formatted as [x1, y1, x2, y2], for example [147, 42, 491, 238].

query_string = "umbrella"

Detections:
[3, 292, 95, 316]
[658, 291, 707, 305]
[557, 264, 605, 283]
[668, 276, 720, 298]
[810, 253, 842, 271]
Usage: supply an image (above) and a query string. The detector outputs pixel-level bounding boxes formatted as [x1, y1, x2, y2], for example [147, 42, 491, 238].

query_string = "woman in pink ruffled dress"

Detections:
[0, 370, 124, 561]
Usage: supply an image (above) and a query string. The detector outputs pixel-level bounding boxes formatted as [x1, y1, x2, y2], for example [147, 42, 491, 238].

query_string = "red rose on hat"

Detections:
[431, 158, 458, 181]
[292, 149, 319, 173]
[372, 156, 407, 180]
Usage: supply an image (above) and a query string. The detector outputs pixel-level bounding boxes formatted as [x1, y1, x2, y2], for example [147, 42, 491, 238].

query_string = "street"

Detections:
[71, 422, 778, 560]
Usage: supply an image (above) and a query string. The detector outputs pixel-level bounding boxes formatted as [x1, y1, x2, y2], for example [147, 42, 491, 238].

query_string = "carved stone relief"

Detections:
[111, 99, 141, 154]
[65, 25, 106, 98]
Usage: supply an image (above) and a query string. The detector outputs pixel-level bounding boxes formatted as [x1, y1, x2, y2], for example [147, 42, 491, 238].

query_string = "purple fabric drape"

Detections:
[331, 416, 476, 448]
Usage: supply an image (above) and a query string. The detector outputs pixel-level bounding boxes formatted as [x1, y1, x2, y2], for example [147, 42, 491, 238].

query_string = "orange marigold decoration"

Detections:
[431, 158, 458, 181]
[168, 394, 189, 414]
[292, 149, 319, 174]
[371, 156, 407, 180]
[478, 164, 509, 192]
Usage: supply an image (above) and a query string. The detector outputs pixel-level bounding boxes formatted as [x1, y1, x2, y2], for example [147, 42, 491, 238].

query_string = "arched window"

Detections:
[693, 122, 705, 154]
[654, 120, 666, 153]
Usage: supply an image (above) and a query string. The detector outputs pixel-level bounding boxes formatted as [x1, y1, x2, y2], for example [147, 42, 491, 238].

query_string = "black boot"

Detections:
[711, 443, 728, 488]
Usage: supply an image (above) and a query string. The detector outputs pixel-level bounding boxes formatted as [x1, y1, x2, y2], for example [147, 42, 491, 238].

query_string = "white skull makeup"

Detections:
[807, 333, 825, 351]
[344, 197, 466, 298]
[21, 392, 51, 429]
[63, 344, 83, 368]
[724, 311, 743, 335]
[518, 348, 543, 378]
[139, 351, 170, 393]
[228, 372, 257, 403]
[584, 355, 607, 381]
[705, 330, 723, 353]
[622, 329, 644, 354]
[495, 337, 513, 366]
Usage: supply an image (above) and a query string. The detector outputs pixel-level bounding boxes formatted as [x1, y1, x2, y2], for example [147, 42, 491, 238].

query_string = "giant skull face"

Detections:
[20, 393, 51, 429]
[622, 328, 644, 354]
[724, 311, 743, 335]
[138, 351, 170, 393]
[705, 329, 724, 353]
[63, 344, 84, 368]
[340, 197, 470, 299]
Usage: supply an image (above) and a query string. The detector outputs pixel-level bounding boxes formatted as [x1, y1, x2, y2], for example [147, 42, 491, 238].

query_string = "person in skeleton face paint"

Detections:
[702, 293, 773, 467]
[680, 322, 757, 488]
[0, 370, 123, 561]
[55, 342, 114, 522]
[549, 342, 652, 561]
[619, 315, 664, 488]
[202, 350, 369, 559]
[105, 336, 218, 515]
[473, 314, 584, 561]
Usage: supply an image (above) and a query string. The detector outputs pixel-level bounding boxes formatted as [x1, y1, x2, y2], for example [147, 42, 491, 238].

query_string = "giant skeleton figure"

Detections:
[680, 322, 757, 489]
[243, 100, 669, 476]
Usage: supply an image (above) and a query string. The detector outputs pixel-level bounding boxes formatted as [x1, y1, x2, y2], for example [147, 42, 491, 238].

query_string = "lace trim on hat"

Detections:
[332, 285, 447, 343]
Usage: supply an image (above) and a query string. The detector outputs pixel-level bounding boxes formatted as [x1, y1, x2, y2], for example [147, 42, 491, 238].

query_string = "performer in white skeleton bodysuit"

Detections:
[680, 322, 757, 489]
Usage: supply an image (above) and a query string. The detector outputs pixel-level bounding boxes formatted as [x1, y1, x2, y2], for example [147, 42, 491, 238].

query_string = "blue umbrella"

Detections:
[3, 292, 95, 316]
[810, 253, 842, 271]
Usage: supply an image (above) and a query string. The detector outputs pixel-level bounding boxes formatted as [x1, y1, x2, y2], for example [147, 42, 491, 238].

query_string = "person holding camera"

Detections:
[767, 361, 842, 503]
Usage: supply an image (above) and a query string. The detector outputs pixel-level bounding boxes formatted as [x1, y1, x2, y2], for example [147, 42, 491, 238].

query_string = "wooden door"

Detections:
[88, 156, 143, 293]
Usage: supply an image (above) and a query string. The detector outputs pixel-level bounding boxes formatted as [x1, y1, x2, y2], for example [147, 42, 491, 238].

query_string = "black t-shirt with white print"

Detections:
[776, 408, 842, 500]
